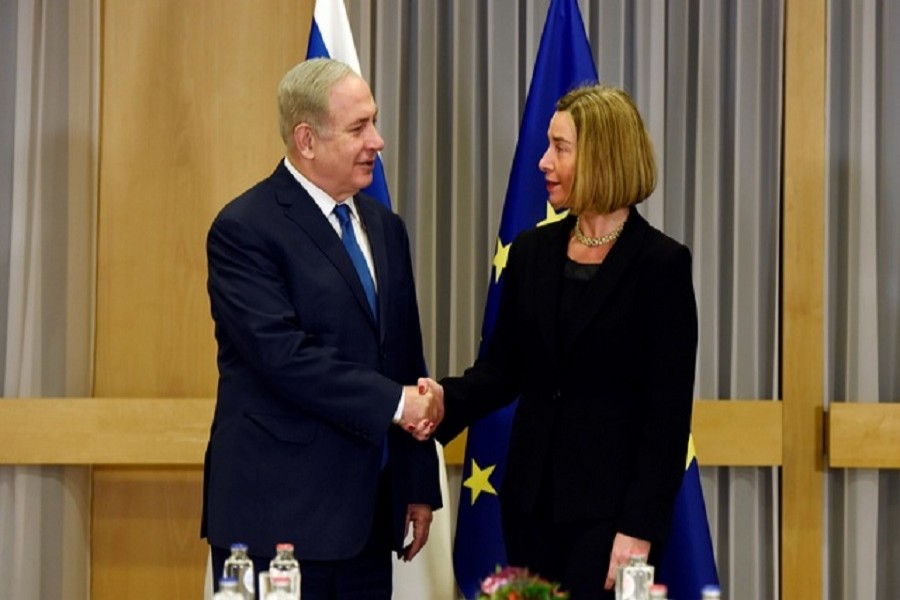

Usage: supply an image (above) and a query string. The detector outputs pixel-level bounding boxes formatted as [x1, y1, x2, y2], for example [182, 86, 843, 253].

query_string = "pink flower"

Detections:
[481, 575, 502, 594]
[477, 565, 569, 600]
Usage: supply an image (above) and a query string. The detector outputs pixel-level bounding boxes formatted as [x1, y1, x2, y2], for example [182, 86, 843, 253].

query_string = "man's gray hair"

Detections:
[278, 58, 356, 147]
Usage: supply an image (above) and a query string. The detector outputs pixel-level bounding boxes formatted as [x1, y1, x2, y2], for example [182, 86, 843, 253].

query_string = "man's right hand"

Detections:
[400, 377, 444, 440]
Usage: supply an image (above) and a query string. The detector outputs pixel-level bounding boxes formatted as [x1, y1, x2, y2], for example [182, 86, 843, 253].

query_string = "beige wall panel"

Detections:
[95, 1, 311, 597]
[96, 0, 310, 397]
[91, 468, 206, 597]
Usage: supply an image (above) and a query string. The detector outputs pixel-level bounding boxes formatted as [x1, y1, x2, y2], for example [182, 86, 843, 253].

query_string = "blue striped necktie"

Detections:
[333, 203, 377, 321]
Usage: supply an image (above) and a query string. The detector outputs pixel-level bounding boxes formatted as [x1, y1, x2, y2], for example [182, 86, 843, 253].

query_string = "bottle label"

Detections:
[225, 561, 255, 599]
[616, 563, 654, 600]
[268, 568, 300, 599]
[242, 568, 255, 597]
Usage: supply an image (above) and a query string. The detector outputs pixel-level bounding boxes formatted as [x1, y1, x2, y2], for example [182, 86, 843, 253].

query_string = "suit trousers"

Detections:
[212, 471, 394, 599]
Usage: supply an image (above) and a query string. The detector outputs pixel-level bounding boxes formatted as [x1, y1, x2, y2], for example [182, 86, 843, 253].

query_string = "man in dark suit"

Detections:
[202, 58, 443, 599]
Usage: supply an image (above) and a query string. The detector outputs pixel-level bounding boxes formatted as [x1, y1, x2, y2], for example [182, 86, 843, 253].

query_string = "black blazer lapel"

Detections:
[562, 209, 650, 357]
[532, 218, 573, 363]
[271, 163, 379, 330]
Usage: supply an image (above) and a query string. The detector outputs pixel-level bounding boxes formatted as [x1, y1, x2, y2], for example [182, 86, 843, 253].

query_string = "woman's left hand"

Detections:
[604, 532, 651, 590]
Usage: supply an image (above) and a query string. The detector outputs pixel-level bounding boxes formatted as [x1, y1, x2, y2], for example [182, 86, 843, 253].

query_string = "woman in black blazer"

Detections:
[434, 85, 698, 599]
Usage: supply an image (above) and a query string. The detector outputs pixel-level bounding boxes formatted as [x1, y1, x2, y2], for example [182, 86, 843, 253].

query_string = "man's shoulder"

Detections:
[216, 163, 290, 221]
[354, 193, 407, 233]
[354, 192, 394, 216]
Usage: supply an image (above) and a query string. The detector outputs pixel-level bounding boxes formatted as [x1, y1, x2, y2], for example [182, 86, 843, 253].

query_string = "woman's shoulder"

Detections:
[630, 210, 691, 257]
[513, 214, 574, 248]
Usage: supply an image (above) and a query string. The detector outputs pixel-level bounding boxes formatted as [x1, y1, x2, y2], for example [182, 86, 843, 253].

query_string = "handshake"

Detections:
[399, 378, 444, 441]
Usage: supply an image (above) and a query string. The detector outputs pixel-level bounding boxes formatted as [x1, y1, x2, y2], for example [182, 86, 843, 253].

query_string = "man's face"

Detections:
[309, 75, 385, 201]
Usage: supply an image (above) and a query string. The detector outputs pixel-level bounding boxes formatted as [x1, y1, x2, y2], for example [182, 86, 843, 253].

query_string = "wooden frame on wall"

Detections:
[4, 0, 900, 597]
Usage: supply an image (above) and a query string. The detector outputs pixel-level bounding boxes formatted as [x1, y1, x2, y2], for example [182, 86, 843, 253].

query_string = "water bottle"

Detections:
[615, 554, 654, 600]
[648, 583, 668, 600]
[269, 543, 300, 599]
[701, 584, 722, 599]
[223, 542, 255, 599]
[213, 577, 243, 600]
[265, 575, 294, 600]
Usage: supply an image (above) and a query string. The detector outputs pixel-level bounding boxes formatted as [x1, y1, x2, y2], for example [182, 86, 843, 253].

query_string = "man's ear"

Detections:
[294, 124, 315, 159]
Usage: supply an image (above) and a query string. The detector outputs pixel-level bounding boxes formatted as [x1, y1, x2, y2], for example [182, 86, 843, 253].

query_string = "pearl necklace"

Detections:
[573, 215, 626, 247]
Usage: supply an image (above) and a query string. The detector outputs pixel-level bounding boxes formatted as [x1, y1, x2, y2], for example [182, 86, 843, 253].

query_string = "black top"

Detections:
[559, 258, 601, 354]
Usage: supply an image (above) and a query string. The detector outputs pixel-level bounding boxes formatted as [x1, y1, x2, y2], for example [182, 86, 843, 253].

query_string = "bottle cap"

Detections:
[218, 577, 239, 590]
[628, 553, 648, 564]
[229, 542, 248, 552]
[275, 542, 294, 552]
[650, 583, 668, 592]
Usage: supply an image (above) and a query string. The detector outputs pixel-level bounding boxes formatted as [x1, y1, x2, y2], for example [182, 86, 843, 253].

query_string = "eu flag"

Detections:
[306, 0, 391, 207]
[452, 0, 597, 597]
[657, 436, 720, 599]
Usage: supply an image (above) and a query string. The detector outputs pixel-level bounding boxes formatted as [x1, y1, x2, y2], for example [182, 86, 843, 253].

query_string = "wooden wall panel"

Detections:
[828, 403, 900, 469]
[96, 0, 310, 397]
[782, 0, 827, 598]
[94, 1, 311, 597]
[92, 467, 207, 595]
[1, 398, 793, 467]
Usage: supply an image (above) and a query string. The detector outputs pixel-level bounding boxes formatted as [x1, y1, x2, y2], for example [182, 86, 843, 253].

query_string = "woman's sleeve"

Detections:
[618, 243, 699, 543]
[434, 236, 529, 445]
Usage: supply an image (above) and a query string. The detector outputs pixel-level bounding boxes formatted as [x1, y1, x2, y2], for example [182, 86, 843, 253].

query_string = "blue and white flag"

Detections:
[452, 0, 597, 597]
[306, 0, 391, 207]
[306, 3, 455, 598]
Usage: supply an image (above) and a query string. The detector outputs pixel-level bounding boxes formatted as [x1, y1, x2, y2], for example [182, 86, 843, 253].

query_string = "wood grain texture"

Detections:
[828, 403, 900, 469]
[782, 0, 827, 598]
[91, 467, 206, 596]
[1, 398, 789, 467]
[0, 398, 213, 464]
[95, 0, 310, 398]
[691, 400, 783, 466]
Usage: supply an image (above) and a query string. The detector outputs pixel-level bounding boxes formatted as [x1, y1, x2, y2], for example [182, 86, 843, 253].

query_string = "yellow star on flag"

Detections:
[463, 459, 498, 505]
[686, 433, 697, 470]
[492, 238, 510, 283]
[493, 203, 566, 283]
[536, 202, 568, 227]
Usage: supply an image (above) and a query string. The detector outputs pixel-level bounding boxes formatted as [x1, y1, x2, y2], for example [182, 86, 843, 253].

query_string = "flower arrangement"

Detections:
[477, 566, 569, 600]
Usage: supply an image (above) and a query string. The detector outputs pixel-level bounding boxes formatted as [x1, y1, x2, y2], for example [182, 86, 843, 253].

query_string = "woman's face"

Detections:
[538, 110, 577, 210]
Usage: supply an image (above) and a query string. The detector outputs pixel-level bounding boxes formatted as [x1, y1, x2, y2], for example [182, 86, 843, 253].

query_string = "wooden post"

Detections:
[782, 0, 826, 598]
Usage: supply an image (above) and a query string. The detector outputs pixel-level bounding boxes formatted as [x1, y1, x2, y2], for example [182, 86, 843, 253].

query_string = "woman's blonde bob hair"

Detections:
[556, 84, 657, 215]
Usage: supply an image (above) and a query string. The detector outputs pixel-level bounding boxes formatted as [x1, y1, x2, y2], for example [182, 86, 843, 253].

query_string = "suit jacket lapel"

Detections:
[562, 208, 649, 357]
[355, 196, 388, 339]
[271, 163, 379, 331]
[533, 218, 573, 366]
